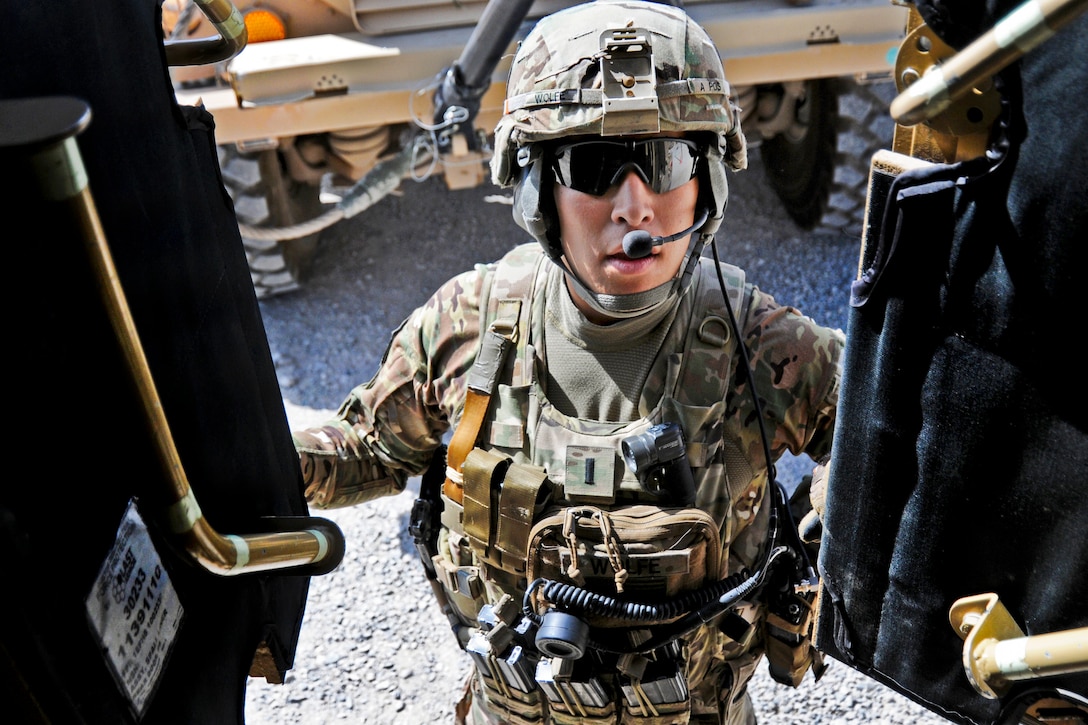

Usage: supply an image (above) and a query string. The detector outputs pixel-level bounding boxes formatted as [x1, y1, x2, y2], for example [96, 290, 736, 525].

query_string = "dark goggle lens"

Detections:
[551, 139, 701, 196]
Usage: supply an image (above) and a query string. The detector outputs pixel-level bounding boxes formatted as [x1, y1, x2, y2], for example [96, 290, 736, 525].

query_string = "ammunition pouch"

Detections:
[474, 649, 694, 725]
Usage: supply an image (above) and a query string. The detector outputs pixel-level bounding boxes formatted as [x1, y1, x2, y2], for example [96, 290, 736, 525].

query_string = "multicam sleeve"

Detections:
[742, 285, 845, 463]
[294, 262, 493, 509]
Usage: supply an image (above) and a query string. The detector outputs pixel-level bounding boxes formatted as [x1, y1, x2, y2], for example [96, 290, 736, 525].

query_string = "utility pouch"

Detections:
[526, 505, 721, 627]
[763, 586, 825, 687]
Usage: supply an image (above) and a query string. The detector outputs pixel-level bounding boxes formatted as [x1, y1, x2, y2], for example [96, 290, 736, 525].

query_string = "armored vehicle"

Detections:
[168, 0, 908, 297]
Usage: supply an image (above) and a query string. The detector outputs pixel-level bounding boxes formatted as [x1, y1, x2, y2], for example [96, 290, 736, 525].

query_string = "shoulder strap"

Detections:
[663, 257, 750, 469]
[675, 257, 749, 407]
[443, 244, 546, 503]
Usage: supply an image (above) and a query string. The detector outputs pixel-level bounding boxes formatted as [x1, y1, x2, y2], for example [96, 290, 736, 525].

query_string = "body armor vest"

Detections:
[427, 244, 771, 724]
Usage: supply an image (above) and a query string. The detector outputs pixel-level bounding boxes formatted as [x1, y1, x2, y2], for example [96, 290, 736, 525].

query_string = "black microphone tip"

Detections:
[623, 230, 654, 259]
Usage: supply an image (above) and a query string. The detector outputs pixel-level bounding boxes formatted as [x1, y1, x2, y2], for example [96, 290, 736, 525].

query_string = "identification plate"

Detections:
[85, 499, 184, 717]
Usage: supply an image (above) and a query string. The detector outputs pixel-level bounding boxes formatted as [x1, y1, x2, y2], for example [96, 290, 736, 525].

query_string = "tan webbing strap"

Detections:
[443, 303, 521, 502]
[443, 390, 492, 502]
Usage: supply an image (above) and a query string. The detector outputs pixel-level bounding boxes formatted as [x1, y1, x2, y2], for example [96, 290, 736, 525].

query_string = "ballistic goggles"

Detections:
[550, 138, 702, 196]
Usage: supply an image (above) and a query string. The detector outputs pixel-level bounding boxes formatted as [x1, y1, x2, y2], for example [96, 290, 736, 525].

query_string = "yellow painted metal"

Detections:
[950, 593, 1088, 699]
[890, 0, 1088, 126]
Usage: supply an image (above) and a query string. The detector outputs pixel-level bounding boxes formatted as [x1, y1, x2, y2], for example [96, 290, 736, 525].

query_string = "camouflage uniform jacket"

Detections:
[295, 243, 844, 723]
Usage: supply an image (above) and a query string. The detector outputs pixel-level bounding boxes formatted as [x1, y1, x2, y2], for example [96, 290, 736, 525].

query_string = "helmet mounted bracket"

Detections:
[600, 27, 659, 136]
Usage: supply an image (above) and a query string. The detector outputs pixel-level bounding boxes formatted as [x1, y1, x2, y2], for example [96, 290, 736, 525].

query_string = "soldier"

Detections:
[293, 1, 844, 723]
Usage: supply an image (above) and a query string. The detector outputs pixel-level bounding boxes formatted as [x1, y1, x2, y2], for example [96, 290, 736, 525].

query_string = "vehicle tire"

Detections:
[761, 77, 837, 232]
[219, 145, 325, 298]
[762, 77, 897, 238]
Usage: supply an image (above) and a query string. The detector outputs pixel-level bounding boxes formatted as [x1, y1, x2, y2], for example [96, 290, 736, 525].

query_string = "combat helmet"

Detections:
[492, 0, 748, 310]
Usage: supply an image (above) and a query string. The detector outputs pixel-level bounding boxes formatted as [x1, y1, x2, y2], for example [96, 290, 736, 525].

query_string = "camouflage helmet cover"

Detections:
[491, 0, 748, 249]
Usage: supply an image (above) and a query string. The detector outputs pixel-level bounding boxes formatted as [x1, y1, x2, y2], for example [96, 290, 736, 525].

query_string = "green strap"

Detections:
[494, 462, 549, 566]
[462, 448, 510, 556]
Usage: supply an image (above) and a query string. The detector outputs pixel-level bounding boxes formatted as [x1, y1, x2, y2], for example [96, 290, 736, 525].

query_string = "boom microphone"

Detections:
[622, 209, 709, 259]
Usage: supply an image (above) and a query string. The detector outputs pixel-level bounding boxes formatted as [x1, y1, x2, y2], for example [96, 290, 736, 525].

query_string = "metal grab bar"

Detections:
[890, 0, 1088, 126]
[1, 94, 344, 577]
[164, 0, 247, 67]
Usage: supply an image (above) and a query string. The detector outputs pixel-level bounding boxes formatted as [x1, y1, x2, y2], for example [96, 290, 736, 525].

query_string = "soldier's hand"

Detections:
[798, 455, 829, 545]
[292, 432, 325, 503]
[298, 450, 315, 485]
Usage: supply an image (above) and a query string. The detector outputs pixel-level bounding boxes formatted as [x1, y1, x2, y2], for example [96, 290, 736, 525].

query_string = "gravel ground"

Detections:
[245, 147, 952, 724]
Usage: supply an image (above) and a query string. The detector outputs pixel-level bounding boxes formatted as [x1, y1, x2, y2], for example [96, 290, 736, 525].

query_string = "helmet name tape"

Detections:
[600, 27, 659, 136]
[686, 78, 724, 95]
[504, 81, 728, 116]
[504, 89, 582, 116]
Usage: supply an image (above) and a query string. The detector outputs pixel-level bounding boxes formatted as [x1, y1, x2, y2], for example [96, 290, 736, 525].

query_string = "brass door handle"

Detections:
[2, 94, 344, 577]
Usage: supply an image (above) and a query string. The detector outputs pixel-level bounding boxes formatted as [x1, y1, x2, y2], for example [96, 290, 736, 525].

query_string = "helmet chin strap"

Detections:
[559, 231, 712, 321]
[563, 272, 676, 320]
